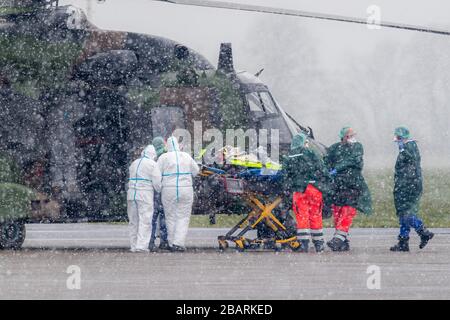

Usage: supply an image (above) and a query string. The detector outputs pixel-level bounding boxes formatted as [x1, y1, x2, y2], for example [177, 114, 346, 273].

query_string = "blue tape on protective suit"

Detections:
[129, 178, 152, 182]
[172, 139, 180, 202]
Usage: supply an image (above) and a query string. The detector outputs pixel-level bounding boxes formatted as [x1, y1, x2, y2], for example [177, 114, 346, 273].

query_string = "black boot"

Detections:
[390, 236, 409, 252]
[344, 239, 350, 251]
[159, 240, 170, 250]
[149, 240, 157, 252]
[170, 244, 186, 252]
[417, 227, 434, 249]
[327, 237, 349, 252]
[313, 240, 325, 253]
[295, 240, 309, 252]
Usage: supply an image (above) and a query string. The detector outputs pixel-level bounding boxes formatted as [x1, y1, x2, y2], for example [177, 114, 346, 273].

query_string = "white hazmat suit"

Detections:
[157, 137, 199, 248]
[127, 145, 162, 252]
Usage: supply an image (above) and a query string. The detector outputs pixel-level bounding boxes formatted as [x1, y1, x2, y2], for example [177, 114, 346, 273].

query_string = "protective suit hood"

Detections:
[141, 145, 157, 160]
[167, 136, 180, 152]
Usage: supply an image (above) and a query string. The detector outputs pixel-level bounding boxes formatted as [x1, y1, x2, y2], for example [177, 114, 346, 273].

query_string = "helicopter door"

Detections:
[151, 106, 186, 138]
[159, 87, 216, 151]
[72, 89, 129, 218]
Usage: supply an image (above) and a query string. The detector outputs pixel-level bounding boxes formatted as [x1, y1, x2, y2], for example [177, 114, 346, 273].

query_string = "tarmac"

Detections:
[0, 224, 449, 299]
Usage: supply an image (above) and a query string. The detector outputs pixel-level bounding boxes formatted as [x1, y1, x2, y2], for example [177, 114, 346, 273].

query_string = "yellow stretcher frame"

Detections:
[217, 192, 300, 252]
[199, 167, 299, 251]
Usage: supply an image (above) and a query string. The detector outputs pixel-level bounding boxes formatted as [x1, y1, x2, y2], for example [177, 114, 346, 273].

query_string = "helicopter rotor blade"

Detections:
[155, 0, 450, 36]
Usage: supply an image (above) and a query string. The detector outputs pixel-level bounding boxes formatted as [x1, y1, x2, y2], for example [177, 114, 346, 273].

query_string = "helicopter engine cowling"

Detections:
[37, 5, 90, 31]
[77, 50, 138, 86]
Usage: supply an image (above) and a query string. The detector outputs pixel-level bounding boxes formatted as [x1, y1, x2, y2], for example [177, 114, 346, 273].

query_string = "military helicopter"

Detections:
[0, 0, 449, 249]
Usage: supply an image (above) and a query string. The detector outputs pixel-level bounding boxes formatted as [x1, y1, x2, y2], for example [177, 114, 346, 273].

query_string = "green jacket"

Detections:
[282, 145, 330, 195]
[324, 142, 372, 215]
[394, 140, 422, 215]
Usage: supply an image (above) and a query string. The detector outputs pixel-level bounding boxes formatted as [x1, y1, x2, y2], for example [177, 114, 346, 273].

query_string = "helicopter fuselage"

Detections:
[0, 4, 315, 223]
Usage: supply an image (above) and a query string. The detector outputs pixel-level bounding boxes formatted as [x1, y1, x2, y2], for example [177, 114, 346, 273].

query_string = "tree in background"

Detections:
[242, 16, 450, 168]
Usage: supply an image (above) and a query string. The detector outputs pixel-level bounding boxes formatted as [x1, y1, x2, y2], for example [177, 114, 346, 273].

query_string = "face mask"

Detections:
[347, 137, 357, 144]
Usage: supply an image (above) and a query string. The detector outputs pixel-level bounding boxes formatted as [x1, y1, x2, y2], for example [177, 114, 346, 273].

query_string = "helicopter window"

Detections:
[259, 92, 278, 114]
[246, 92, 264, 112]
[151, 106, 186, 138]
[260, 117, 292, 145]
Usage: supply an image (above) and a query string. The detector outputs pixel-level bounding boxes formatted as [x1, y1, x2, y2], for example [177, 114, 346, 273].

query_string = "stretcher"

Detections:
[201, 166, 300, 252]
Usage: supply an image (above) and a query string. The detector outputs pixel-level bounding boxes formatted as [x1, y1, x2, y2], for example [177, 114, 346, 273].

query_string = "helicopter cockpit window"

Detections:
[151, 106, 186, 138]
[246, 92, 264, 112]
[259, 92, 278, 114]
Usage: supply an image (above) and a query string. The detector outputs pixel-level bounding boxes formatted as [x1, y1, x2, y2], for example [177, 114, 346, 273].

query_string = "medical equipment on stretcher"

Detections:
[200, 166, 300, 252]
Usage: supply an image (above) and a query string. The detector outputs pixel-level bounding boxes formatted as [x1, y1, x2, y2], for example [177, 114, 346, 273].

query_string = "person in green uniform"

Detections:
[324, 127, 372, 251]
[390, 126, 434, 252]
[282, 133, 330, 253]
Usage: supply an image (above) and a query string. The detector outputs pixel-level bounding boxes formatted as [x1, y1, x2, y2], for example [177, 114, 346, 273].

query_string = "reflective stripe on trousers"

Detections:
[296, 228, 310, 240]
[311, 228, 324, 241]
[334, 229, 348, 241]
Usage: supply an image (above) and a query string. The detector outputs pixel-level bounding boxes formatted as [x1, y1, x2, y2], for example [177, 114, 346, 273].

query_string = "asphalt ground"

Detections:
[0, 224, 449, 299]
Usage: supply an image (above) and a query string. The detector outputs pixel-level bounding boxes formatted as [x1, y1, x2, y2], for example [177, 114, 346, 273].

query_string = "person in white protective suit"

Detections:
[127, 145, 162, 252]
[157, 136, 199, 252]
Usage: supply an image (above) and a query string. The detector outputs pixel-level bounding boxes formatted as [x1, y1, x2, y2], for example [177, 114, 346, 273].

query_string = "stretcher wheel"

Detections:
[235, 239, 245, 252]
[218, 239, 229, 251]
[289, 240, 301, 251]
[264, 239, 277, 250]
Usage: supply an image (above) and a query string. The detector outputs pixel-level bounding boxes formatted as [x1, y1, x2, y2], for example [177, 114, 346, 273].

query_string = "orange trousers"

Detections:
[332, 205, 357, 233]
[293, 184, 324, 241]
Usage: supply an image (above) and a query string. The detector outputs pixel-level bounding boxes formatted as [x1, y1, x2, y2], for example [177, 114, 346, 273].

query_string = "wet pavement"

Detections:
[0, 224, 449, 299]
